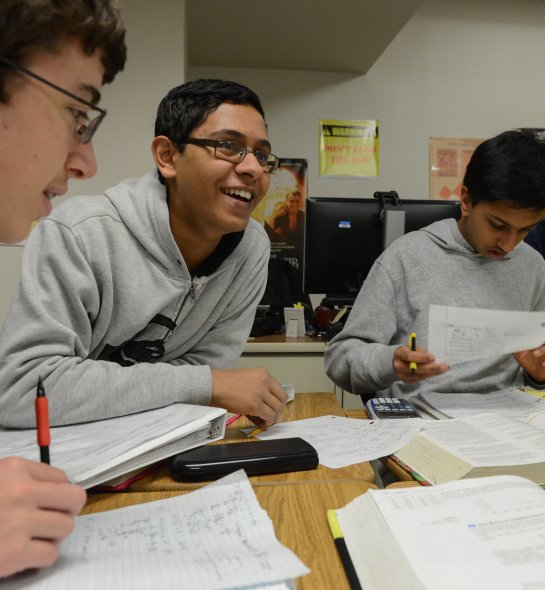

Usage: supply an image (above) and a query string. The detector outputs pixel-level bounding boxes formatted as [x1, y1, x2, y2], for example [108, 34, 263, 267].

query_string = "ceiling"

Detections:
[186, 0, 424, 74]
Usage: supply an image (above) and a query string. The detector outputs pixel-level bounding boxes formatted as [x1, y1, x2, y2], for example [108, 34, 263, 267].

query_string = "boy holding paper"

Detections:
[325, 130, 545, 398]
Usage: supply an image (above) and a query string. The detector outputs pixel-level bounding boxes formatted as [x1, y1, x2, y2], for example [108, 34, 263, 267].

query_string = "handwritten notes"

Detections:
[3, 471, 308, 590]
[427, 305, 545, 365]
[256, 415, 422, 468]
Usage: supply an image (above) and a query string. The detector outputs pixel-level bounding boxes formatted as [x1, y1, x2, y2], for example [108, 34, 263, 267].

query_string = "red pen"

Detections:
[226, 413, 241, 426]
[35, 378, 50, 464]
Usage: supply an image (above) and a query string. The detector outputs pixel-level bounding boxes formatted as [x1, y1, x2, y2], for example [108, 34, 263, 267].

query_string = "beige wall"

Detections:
[190, 0, 545, 200]
[2, 0, 545, 323]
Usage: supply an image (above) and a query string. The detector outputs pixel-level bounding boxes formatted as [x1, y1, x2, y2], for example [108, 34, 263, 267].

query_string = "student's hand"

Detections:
[393, 345, 449, 384]
[513, 344, 545, 382]
[0, 457, 86, 578]
[210, 368, 288, 427]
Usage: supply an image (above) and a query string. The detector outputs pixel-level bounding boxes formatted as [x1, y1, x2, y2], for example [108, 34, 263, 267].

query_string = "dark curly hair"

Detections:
[0, 0, 126, 101]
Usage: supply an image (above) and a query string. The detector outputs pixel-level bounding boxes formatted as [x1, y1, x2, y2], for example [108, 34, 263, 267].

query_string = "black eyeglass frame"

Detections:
[183, 137, 280, 174]
[0, 55, 106, 144]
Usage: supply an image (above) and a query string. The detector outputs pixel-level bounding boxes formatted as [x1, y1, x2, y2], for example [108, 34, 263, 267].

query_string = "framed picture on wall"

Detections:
[429, 136, 482, 200]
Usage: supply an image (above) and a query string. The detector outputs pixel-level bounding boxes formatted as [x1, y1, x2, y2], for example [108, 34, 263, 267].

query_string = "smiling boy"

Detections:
[0, 79, 287, 428]
[325, 130, 545, 398]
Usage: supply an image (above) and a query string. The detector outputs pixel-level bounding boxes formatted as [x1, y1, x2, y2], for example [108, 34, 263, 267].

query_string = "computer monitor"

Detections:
[303, 197, 460, 305]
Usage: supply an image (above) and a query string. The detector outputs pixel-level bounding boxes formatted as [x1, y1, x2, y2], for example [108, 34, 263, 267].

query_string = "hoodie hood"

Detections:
[103, 171, 243, 277]
[419, 217, 517, 260]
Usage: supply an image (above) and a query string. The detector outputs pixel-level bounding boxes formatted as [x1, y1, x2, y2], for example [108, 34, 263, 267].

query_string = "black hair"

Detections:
[154, 79, 265, 185]
[464, 130, 545, 210]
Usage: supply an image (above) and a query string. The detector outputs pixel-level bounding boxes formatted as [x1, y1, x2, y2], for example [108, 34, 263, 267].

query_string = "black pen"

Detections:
[35, 378, 50, 464]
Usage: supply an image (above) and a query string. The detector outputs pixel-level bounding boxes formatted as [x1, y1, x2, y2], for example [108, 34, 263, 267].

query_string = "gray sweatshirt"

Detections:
[0, 172, 269, 427]
[325, 218, 545, 397]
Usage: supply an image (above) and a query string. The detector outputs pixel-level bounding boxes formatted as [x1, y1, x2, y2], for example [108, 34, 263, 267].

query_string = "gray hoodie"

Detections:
[325, 218, 545, 397]
[0, 172, 269, 427]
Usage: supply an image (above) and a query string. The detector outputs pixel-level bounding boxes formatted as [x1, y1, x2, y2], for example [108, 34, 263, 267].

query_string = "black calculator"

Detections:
[365, 397, 421, 419]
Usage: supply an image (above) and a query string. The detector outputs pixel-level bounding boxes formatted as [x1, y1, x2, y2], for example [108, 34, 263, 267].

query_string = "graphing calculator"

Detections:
[365, 397, 421, 419]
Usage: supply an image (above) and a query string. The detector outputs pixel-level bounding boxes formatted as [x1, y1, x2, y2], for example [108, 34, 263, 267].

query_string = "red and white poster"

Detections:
[429, 137, 482, 200]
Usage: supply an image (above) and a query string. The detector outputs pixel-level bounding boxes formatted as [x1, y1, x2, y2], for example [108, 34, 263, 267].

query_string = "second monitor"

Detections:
[303, 196, 460, 305]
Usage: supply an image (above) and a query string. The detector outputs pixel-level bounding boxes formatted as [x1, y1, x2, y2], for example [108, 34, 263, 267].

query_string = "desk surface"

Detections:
[128, 392, 375, 491]
[83, 479, 375, 590]
[244, 334, 326, 353]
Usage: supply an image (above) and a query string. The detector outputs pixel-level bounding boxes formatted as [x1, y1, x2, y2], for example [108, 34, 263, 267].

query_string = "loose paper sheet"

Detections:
[427, 305, 545, 364]
[2, 471, 308, 590]
[256, 415, 422, 468]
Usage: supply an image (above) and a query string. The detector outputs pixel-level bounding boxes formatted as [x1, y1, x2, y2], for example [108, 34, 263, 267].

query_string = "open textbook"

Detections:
[410, 387, 545, 422]
[3, 470, 308, 590]
[394, 411, 545, 485]
[0, 404, 226, 488]
[334, 475, 545, 590]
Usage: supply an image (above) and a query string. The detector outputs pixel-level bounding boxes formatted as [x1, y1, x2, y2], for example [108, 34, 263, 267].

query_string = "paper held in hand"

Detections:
[427, 304, 545, 365]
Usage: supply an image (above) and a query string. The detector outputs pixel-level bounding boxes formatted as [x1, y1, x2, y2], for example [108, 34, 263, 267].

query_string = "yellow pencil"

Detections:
[409, 332, 417, 374]
[248, 426, 264, 437]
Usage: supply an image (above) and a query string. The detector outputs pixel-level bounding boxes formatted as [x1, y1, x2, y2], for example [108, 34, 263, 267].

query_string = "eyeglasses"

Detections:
[0, 55, 106, 144]
[183, 138, 279, 174]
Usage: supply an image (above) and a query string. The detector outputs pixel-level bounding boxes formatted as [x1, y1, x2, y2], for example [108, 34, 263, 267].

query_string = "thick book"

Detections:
[0, 404, 226, 488]
[410, 387, 545, 422]
[393, 411, 545, 485]
[334, 475, 545, 590]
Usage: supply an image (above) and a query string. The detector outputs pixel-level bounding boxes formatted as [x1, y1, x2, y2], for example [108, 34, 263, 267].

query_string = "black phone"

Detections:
[170, 437, 318, 482]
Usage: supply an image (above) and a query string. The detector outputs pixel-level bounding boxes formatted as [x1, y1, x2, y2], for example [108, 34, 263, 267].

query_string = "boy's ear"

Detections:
[459, 185, 473, 215]
[151, 136, 178, 180]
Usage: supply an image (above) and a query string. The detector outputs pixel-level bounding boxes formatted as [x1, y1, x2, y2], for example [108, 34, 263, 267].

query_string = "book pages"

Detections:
[337, 475, 545, 590]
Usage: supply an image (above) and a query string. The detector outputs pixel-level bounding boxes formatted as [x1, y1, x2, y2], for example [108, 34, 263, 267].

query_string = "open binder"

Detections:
[0, 403, 226, 488]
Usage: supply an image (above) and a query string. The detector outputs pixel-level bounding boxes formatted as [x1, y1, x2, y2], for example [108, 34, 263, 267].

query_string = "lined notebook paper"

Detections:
[3, 470, 308, 589]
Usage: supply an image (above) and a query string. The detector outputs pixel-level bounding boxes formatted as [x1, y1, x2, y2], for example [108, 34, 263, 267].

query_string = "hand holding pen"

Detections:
[393, 332, 449, 383]
[0, 379, 86, 578]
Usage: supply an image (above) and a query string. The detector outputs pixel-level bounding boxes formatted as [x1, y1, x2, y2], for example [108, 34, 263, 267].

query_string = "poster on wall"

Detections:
[319, 119, 379, 178]
[251, 158, 308, 272]
[429, 136, 482, 200]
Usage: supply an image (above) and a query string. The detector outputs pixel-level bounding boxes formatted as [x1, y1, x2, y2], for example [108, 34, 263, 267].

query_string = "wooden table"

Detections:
[127, 392, 375, 491]
[83, 479, 376, 590]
